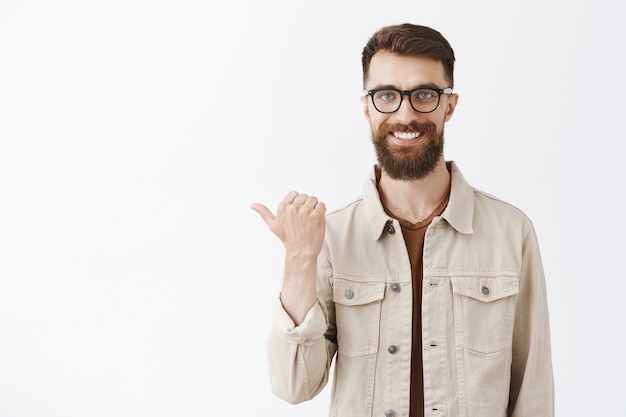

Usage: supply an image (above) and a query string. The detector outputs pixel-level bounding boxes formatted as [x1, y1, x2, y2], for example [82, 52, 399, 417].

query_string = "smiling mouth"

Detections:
[393, 131, 421, 140]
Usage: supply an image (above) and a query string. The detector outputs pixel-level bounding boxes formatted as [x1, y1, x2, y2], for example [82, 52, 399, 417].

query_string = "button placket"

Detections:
[388, 283, 401, 356]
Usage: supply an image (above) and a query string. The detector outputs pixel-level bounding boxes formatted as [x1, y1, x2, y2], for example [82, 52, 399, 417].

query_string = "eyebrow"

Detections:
[369, 83, 442, 91]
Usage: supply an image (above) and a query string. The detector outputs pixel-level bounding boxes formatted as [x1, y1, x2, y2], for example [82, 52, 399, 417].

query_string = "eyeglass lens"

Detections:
[372, 89, 441, 113]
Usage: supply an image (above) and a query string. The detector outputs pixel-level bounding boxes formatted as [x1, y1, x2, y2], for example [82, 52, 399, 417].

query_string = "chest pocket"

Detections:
[451, 275, 519, 353]
[332, 277, 385, 358]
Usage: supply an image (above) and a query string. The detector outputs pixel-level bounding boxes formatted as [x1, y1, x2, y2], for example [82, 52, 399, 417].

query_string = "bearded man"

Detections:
[252, 23, 554, 417]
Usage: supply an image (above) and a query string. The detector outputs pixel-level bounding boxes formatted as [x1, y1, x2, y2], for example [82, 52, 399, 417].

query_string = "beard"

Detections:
[371, 121, 444, 180]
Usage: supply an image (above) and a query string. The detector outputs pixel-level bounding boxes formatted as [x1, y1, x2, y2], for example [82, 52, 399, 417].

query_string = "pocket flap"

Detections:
[451, 275, 519, 302]
[333, 278, 385, 306]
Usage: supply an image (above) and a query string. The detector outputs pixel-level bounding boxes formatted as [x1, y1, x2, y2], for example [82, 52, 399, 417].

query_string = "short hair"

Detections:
[361, 24, 455, 88]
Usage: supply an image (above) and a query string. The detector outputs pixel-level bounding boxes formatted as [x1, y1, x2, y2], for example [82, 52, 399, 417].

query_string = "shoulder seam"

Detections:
[472, 187, 531, 220]
[326, 196, 363, 217]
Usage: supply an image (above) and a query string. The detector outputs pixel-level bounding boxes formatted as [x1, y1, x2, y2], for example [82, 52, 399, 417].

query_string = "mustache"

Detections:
[376, 121, 438, 138]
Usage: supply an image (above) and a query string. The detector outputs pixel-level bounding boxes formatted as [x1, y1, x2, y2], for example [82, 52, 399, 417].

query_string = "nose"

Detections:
[394, 94, 420, 123]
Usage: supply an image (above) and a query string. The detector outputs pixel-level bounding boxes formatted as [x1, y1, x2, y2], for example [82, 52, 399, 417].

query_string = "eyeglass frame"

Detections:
[363, 86, 454, 114]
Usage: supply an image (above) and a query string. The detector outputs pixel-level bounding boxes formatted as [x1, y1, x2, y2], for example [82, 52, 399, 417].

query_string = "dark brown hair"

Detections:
[361, 24, 455, 87]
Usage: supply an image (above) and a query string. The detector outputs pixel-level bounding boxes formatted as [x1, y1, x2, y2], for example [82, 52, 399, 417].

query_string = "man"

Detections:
[251, 23, 554, 417]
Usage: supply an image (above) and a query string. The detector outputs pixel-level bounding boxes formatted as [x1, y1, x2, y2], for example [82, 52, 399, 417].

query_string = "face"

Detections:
[362, 51, 458, 180]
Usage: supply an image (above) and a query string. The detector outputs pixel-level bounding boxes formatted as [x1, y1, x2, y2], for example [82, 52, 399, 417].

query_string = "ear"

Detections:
[444, 93, 459, 122]
[361, 95, 371, 122]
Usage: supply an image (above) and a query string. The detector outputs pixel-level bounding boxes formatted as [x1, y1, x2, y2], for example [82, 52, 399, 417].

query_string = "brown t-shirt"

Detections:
[380, 188, 450, 417]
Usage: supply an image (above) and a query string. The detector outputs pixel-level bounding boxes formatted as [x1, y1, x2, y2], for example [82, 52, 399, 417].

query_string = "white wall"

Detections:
[1, 0, 624, 416]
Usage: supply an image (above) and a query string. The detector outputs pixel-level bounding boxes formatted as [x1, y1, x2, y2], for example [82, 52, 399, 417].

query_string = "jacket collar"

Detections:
[442, 161, 474, 235]
[362, 161, 475, 241]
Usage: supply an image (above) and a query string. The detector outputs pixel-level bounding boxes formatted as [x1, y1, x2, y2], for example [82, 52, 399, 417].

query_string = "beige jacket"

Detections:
[268, 162, 554, 417]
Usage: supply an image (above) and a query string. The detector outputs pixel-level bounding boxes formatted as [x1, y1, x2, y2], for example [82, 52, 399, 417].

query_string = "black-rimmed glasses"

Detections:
[363, 87, 453, 114]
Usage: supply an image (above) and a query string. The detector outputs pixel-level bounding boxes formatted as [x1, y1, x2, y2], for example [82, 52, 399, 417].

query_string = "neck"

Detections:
[378, 158, 450, 224]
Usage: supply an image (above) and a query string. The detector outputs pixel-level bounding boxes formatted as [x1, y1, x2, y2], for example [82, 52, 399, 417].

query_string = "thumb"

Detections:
[250, 203, 276, 228]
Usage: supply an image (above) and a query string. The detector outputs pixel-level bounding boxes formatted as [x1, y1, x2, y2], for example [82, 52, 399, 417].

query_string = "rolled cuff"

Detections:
[271, 295, 328, 346]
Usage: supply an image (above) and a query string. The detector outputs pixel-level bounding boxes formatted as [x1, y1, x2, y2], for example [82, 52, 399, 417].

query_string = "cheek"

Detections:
[368, 112, 389, 131]
[427, 110, 448, 128]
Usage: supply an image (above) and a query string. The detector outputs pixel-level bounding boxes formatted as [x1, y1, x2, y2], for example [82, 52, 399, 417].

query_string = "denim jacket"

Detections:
[267, 162, 554, 417]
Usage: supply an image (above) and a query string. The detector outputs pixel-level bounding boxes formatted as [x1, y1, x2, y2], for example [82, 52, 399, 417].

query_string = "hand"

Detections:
[251, 191, 326, 260]
[251, 192, 326, 324]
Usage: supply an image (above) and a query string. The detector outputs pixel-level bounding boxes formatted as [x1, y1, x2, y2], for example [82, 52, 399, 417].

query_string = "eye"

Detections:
[374, 90, 399, 101]
[414, 90, 436, 100]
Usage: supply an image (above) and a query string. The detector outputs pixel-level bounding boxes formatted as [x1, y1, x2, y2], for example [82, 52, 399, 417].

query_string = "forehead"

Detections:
[366, 51, 448, 89]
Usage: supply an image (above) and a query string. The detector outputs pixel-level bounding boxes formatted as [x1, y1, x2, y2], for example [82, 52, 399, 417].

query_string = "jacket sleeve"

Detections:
[266, 249, 337, 404]
[508, 222, 555, 416]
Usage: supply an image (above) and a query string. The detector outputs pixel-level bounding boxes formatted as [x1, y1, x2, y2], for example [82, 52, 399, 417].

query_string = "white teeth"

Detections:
[393, 131, 421, 140]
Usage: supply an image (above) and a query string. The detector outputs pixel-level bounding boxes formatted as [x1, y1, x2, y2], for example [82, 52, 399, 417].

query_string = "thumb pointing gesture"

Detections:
[250, 191, 326, 258]
[250, 203, 276, 230]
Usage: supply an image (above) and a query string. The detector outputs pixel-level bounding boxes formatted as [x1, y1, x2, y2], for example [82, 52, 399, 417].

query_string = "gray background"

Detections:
[1, 0, 624, 416]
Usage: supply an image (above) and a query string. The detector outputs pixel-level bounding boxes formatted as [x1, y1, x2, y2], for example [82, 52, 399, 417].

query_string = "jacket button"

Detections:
[345, 290, 355, 299]
[387, 345, 398, 354]
[384, 409, 395, 417]
[481, 286, 490, 296]
[390, 283, 401, 292]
